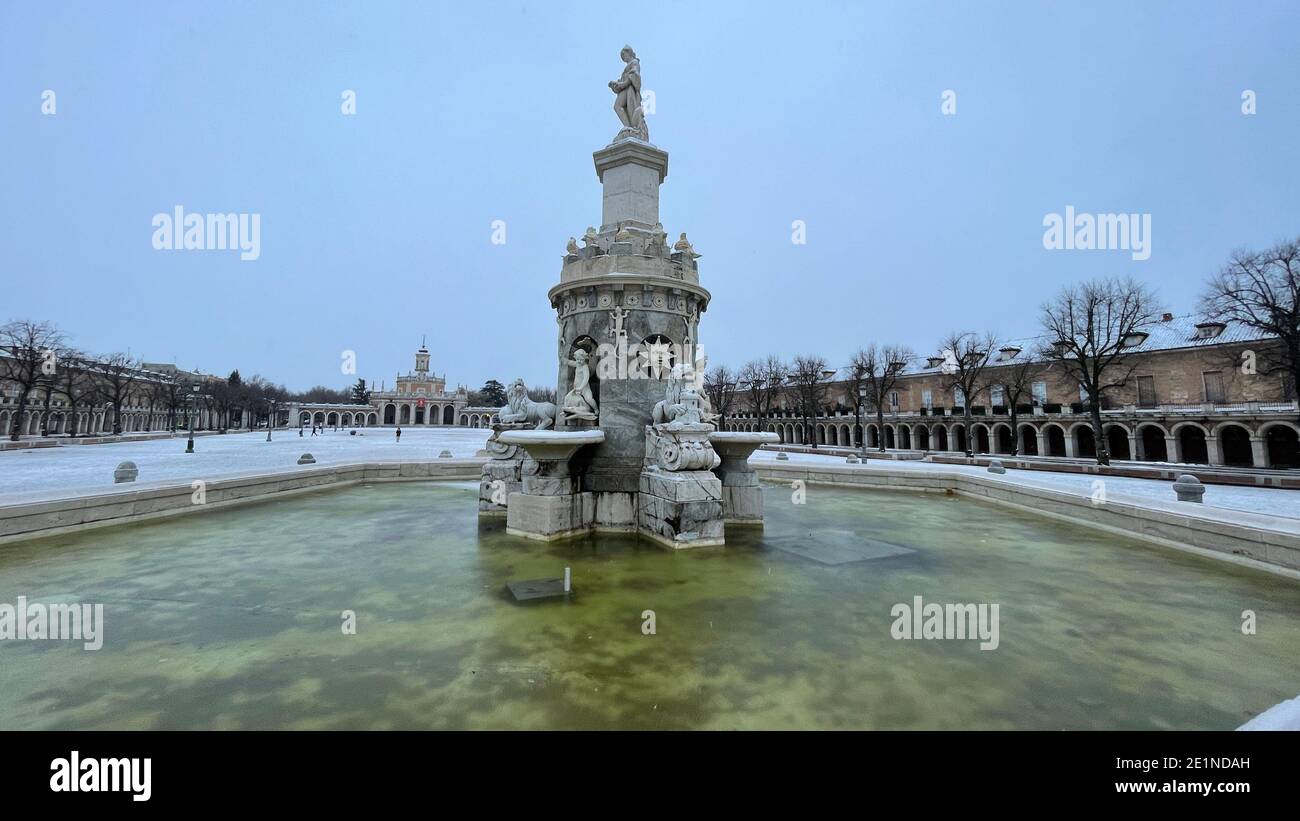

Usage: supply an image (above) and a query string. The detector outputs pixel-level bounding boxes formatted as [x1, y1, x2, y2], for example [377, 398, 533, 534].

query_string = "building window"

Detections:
[953, 387, 965, 407]
[990, 385, 1005, 407]
[1202, 371, 1226, 404]
[921, 389, 932, 409]
[889, 391, 899, 410]
[1136, 376, 1156, 408]
[1032, 381, 1047, 406]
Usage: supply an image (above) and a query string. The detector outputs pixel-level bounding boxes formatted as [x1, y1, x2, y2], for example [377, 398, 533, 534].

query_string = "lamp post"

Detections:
[185, 385, 199, 453]
[266, 396, 276, 442]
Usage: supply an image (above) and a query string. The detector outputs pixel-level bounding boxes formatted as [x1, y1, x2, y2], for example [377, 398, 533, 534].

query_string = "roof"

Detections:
[830, 315, 1276, 380]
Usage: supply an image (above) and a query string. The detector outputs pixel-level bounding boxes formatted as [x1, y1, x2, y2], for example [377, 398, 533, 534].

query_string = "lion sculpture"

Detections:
[499, 378, 557, 430]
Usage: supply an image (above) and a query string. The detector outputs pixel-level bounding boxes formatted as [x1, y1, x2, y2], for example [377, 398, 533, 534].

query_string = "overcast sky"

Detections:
[3, 1, 1297, 392]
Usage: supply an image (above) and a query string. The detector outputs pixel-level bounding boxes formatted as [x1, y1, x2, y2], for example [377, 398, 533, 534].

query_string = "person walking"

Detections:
[395, 426, 402, 442]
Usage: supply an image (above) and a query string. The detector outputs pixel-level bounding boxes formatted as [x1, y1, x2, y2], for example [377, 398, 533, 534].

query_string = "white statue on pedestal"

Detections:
[561, 349, 599, 422]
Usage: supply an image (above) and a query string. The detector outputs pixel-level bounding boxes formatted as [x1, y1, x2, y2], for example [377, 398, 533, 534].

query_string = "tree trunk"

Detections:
[1009, 408, 1019, 456]
[1090, 403, 1110, 466]
[964, 406, 974, 457]
[10, 392, 28, 441]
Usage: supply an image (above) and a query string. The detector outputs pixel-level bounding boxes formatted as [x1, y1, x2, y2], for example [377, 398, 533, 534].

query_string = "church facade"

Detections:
[287, 341, 500, 429]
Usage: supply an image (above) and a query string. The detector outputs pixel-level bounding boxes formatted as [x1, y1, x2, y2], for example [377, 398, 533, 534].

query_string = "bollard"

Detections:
[113, 461, 138, 483]
[1172, 474, 1205, 503]
[297, 453, 316, 465]
[987, 459, 1006, 474]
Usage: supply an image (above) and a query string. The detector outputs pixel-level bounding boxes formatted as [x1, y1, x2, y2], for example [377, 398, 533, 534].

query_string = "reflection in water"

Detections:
[0, 481, 1297, 729]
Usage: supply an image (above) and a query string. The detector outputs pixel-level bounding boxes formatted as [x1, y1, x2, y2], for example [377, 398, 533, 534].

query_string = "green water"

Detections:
[0, 481, 1297, 730]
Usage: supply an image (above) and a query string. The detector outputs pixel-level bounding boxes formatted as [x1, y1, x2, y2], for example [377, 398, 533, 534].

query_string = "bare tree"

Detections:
[854, 344, 916, 452]
[151, 370, 185, 431]
[788, 355, 830, 449]
[699, 364, 736, 425]
[0, 320, 66, 441]
[937, 331, 999, 457]
[94, 353, 142, 436]
[1039, 277, 1161, 465]
[54, 348, 97, 437]
[1200, 238, 1300, 400]
[739, 355, 789, 433]
[997, 355, 1040, 456]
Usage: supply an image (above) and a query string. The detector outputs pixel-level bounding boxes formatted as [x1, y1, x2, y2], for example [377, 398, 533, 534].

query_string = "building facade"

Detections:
[722, 314, 1300, 469]
[288, 341, 499, 429]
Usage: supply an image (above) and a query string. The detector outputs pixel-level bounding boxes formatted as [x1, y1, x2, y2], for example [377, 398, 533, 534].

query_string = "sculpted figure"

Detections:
[562, 349, 599, 420]
[652, 364, 686, 425]
[609, 46, 648, 142]
[499, 378, 557, 429]
[566, 236, 580, 255]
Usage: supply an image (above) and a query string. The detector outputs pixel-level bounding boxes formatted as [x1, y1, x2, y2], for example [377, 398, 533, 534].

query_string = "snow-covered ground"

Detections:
[749, 449, 1300, 520]
[1, 428, 1297, 519]
[0, 428, 491, 499]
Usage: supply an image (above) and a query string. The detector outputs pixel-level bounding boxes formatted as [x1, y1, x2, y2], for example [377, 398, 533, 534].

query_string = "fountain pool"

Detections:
[0, 480, 1296, 729]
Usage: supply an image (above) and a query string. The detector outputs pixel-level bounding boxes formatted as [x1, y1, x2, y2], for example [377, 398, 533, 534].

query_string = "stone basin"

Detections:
[709, 431, 779, 467]
[496, 429, 605, 463]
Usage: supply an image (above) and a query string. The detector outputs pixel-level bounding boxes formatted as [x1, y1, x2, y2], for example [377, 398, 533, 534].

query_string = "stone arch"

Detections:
[313, 411, 326, 425]
[972, 423, 990, 454]
[1069, 422, 1096, 459]
[915, 425, 930, 450]
[1018, 423, 1039, 456]
[1175, 423, 1209, 464]
[934, 425, 949, 451]
[459, 414, 469, 426]
[327, 412, 339, 426]
[884, 425, 896, 449]
[1214, 422, 1253, 467]
[400, 405, 412, 424]
[1104, 424, 1131, 461]
[899, 424, 912, 450]
[443, 405, 455, 425]
[1260, 421, 1300, 468]
[383, 404, 396, 425]
[992, 422, 1014, 454]
[1043, 423, 1067, 457]
[1137, 423, 1169, 462]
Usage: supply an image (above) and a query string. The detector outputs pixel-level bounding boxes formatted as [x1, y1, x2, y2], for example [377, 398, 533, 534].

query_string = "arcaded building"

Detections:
[723, 314, 1299, 469]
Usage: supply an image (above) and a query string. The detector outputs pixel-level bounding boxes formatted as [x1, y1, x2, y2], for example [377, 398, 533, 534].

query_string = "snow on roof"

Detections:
[830, 315, 1276, 380]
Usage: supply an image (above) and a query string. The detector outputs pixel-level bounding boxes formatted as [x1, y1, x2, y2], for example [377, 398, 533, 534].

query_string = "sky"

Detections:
[2, 1, 1297, 392]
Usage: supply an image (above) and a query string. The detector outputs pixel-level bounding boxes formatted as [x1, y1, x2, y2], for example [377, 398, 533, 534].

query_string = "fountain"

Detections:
[477, 47, 774, 548]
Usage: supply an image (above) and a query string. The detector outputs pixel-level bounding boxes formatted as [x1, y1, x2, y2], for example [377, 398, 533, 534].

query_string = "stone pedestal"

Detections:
[637, 469, 724, 548]
[635, 422, 724, 548]
[497, 429, 604, 540]
[593, 139, 668, 231]
[507, 492, 597, 540]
